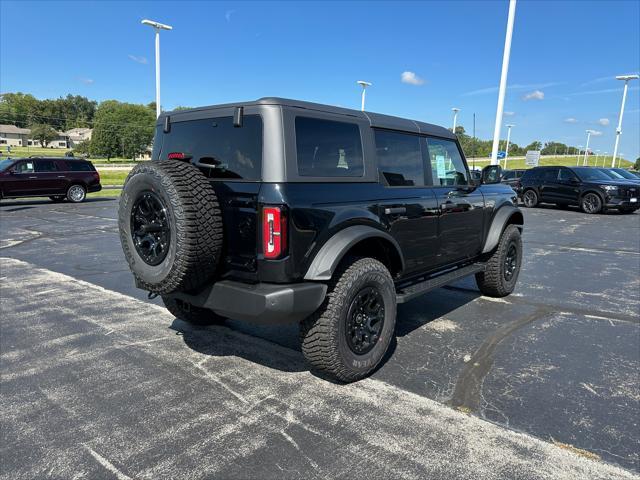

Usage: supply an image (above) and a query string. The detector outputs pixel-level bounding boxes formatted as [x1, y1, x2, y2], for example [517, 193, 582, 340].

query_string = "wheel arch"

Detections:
[481, 205, 524, 254]
[303, 225, 405, 281]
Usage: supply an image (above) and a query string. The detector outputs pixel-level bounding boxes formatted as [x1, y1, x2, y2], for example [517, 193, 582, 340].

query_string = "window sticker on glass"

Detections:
[436, 155, 446, 179]
[27, 163, 33, 169]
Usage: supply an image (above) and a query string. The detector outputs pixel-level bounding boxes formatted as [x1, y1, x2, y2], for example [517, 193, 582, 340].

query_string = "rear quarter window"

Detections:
[64, 161, 94, 172]
[295, 117, 364, 177]
[160, 116, 263, 181]
[521, 169, 538, 181]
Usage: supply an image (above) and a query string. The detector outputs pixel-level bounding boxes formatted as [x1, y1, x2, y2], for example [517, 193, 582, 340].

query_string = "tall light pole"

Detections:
[602, 151, 608, 167]
[141, 19, 173, 118]
[576, 145, 583, 166]
[583, 130, 593, 166]
[595, 149, 600, 166]
[452, 108, 460, 133]
[611, 74, 639, 167]
[503, 124, 514, 169]
[357, 81, 372, 111]
[490, 0, 517, 165]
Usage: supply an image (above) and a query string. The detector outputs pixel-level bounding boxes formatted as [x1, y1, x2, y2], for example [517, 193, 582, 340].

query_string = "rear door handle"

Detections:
[28, 176, 37, 179]
[384, 207, 406, 215]
[57, 175, 66, 178]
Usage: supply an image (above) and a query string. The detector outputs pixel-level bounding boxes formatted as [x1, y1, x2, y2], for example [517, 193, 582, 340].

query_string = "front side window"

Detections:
[295, 117, 363, 177]
[502, 171, 515, 180]
[35, 160, 58, 172]
[16, 161, 34, 173]
[162, 115, 263, 181]
[374, 129, 424, 186]
[426, 137, 468, 186]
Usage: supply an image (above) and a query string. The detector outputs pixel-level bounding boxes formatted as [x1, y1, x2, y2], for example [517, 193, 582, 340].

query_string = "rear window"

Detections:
[35, 159, 58, 172]
[161, 116, 263, 181]
[295, 117, 363, 177]
[65, 161, 94, 172]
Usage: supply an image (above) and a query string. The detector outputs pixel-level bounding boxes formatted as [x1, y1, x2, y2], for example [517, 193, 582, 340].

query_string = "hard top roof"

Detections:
[160, 97, 455, 139]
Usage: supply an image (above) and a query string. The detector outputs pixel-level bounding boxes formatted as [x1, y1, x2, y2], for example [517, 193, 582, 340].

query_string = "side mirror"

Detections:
[481, 165, 503, 184]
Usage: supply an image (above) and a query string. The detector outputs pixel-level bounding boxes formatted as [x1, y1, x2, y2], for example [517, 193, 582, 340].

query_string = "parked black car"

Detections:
[0, 157, 101, 203]
[501, 168, 526, 191]
[118, 97, 523, 382]
[601, 167, 640, 183]
[520, 165, 638, 214]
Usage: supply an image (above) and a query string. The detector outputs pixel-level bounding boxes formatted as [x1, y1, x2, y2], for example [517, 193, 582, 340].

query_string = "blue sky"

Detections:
[1, 0, 639, 158]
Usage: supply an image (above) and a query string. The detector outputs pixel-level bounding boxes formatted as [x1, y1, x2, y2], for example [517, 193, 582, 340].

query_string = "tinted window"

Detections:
[66, 161, 93, 172]
[558, 169, 577, 181]
[35, 159, 58, 172]
[295, 117, 363, 177]
[521, 169, 538, 181]
[502, 171, 515, 180]
[0, 159, 14, 171]
[161, 116, 262, 180]
[573, 167, 613, 181]
[374, 130, 424, 186]
[426, 137, 468, 186]
[542, 168, 560, 181]
[15, 161, 34, 173]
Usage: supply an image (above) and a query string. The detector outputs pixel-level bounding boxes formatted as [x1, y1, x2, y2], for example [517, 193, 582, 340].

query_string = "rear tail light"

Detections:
[262, 206, 287, 259]
[93, 171, 100, 182]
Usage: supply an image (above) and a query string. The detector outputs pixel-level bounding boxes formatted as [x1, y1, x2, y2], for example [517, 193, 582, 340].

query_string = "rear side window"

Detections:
[161, 116, 263, 181]
[426, 137, 468, 186]
[295, 117, 363, 177]
[542, 168, 560, 181]
[34, 160, 58, 172]
[65, 161, 94, 172]
[374, 129, 424, 186]
[521, 169, 538, 181]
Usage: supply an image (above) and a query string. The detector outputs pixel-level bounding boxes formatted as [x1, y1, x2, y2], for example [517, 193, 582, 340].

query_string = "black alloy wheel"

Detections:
[503, 243, 518, 281]
[345, 286, 385, 355]
[581, 193, 602, 214]
[130, 191, 171, 266]
[523, 190, 538, 208]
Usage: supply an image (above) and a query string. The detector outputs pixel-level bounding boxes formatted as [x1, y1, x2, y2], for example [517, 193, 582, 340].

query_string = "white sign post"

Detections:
[525, 150, 541, 167]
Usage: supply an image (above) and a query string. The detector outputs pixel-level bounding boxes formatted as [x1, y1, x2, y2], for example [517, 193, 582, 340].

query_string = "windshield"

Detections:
[598, 168, 623, 179]
[612, 168, 638, 179]
[0, 159, 15, 171]
[573, 167, 614, 181]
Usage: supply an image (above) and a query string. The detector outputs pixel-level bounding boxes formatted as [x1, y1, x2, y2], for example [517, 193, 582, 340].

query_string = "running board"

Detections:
[395, 263, 485, 304]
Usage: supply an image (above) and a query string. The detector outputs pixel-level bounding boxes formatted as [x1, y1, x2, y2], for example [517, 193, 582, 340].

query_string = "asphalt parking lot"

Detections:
[1, 197, 638, 479]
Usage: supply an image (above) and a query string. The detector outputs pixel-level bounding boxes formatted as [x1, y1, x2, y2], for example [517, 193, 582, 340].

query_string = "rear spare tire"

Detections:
[118, 160, 223, 295]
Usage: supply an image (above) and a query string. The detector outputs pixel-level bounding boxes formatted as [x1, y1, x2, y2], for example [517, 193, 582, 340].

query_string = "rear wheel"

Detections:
[476, 224, 522, 297]
[66, 184, 86, 203]
[581, 192, 602, 214]
[300, 257, 396, 383]
[162, 296, 225, 326]
[522, 189, 538, 208]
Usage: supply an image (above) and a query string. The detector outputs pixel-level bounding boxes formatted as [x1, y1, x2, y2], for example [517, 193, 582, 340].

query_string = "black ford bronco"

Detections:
[118, 98, 523, 382]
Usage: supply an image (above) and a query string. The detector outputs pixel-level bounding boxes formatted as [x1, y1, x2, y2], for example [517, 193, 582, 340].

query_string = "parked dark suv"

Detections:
[501, 168, 526, 191]
[520, 165, 638, 214]
[0, 157, 101, 203]
[118, 98, 524, 382]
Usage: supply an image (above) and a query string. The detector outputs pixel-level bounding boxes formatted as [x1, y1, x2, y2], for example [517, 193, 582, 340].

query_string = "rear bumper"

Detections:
[88, 184, 102, 193]
[167, 280, 327, 324]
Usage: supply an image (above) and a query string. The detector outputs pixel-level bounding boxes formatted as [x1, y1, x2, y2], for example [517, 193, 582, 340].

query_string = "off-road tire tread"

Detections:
[300, 257, 394, 383]
[475, 224, 521, 297]
[119, 160, 223, 294]
[162, 296, 225, 326]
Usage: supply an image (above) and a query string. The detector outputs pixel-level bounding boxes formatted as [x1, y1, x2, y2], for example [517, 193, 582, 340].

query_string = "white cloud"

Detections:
[462, 82, 561, 96]
[401, 71, 425, 86]
[78, 77, 94, 85]
[564, 117, 578, 123]
[225, 9, 235, 22]
[128, 54, 148, 65]
[588, 130, 603, 136]
[504, 111, 515, 116]
[522, 90, 544, 101]
[598, 118, 610, 126]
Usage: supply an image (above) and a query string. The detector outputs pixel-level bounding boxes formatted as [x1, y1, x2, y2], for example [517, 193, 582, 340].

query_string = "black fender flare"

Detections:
[304, 225, 405, 281]
[481, 205, 524, 254]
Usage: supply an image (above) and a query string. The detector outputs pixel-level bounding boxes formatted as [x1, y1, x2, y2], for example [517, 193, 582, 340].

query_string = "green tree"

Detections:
[72, 140, 91, 156]
[0, 93, 40, 127]
[29, 123, 59, 147]
[634, 157, 640, 170]
[524, 141, 542, 151]
[90, 100, 155, 159]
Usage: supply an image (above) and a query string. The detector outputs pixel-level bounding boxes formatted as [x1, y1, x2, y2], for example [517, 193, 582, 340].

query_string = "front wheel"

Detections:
[522, 189, 538, 208]
[476, 224, 522, 297]
[162, 296, 225, 326]
[300, 258, 396, 383]
[66, 184, 86, 203]
[581, 192, 602, 214]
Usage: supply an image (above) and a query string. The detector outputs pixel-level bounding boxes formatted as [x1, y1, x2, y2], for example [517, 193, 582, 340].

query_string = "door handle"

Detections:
[28, 176, 37, 179]
[384, 207, 406, 215]
[57, 175, 66, 178]
[441, 201, 457, 212]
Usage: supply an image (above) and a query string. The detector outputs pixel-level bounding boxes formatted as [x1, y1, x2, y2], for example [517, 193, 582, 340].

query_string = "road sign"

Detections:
[525, 150, 541, 167]
[497, 151, 506, 159]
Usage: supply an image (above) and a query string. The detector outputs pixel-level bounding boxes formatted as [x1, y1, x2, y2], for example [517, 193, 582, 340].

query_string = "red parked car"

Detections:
[0, 157, 101, 203]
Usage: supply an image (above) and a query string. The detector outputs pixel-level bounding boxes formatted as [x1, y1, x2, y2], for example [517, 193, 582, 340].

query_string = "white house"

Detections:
[0, 124, 30, 147]
[64, 127, 92, 148]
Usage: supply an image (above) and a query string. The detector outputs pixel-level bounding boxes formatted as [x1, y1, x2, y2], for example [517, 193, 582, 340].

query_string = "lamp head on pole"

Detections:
[615, 74, 639, 81]
[141, 19, 173, 30]
[452, 108, 460, 114]
[357, 80, 372, 89]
